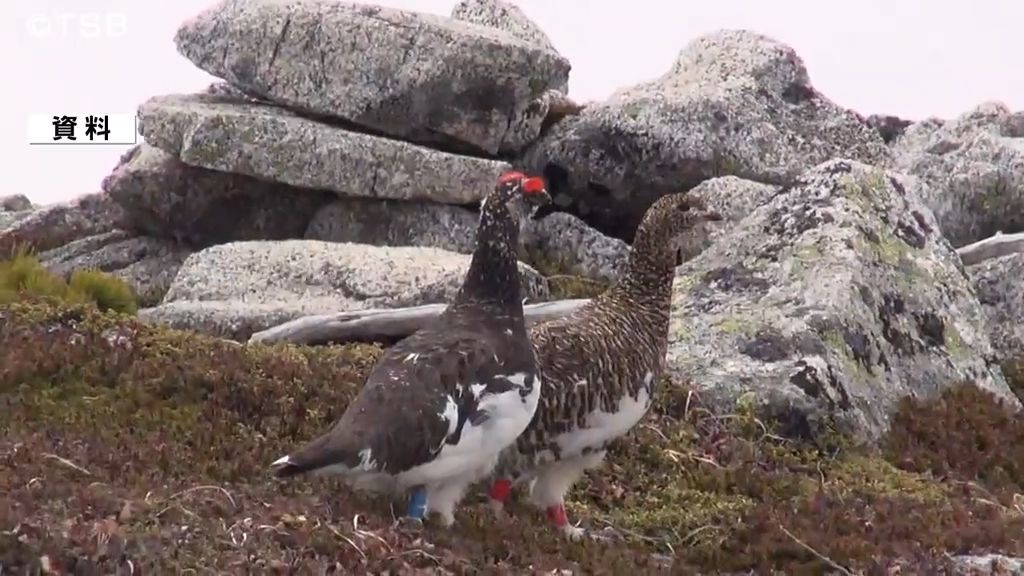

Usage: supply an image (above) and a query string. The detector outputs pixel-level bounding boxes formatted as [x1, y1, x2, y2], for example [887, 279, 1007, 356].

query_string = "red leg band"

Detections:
[545, 504, 568, 527]
[489, 479, 512, 502]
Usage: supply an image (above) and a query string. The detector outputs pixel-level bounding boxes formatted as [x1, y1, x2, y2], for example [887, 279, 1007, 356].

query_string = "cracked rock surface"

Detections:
[174, 0, 570, 155]
[666, 159, 1015, 443]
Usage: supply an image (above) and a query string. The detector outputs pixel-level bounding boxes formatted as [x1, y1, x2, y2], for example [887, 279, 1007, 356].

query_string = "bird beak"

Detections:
[702, 210, 724, 222]
[526, 188, 552, 208]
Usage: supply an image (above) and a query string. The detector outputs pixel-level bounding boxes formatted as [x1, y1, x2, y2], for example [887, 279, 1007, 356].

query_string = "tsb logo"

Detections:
[25, 13, 129, 39]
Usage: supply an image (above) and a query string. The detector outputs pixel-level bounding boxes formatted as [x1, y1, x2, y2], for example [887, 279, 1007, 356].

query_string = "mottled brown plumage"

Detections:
[487, 192, 722, 539]
[271, 172, 551, 528]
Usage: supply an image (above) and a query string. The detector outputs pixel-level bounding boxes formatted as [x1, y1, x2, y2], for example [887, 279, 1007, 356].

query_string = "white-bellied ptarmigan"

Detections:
[486, 192, 722, 539]
[271, 171, 551, 528]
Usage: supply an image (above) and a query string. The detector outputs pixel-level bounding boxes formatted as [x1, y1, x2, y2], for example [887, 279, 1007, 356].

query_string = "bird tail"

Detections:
[269, 429, 359, 479]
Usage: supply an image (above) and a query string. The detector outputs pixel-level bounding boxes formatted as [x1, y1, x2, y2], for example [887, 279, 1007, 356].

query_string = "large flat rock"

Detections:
[520, 29, 890, 240]
[890, 102, 1024, 247]
[102, 144, 333, 248]
[140, 240, 549, 340]
[137, 93, 512, 206]
[666, 159, 1016, 443]
[174, 0, 570, 154]
[304, 198, 479, 254]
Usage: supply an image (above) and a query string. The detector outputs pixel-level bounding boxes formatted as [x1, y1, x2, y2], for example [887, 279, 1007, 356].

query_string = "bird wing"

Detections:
[337, 329, 526, 475]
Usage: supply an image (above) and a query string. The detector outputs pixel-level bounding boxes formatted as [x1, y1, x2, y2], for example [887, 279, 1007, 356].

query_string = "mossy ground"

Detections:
[3, 298, 1024, 574]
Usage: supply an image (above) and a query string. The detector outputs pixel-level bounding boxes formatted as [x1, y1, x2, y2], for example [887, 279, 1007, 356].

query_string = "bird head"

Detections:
[492, 171, 551, 209]
[636, 193, 723, 264]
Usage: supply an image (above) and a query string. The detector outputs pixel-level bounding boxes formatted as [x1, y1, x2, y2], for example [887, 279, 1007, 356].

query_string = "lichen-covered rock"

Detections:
[451, 0, 567, 93]
[35, 230, 191, 306]
[678, 176, 779, 261]
[0, 210, 34, 234]
[949, 554, 1024, 576]
[102, 144, 334, 248]
[304, 198, 478, 254]
[519, 29, 890, 240]
[138, 93, 513, 206]
[666, 158, 1015, 443]
[890, 102, 1024, 247]
[1, 194, 33, 212]
[174, 0, 570, 155]
[0, 192, 127, 258]
[520, 211, 630, 284]
[140, 240, 549, 339]
[969, 253, 1024, 364]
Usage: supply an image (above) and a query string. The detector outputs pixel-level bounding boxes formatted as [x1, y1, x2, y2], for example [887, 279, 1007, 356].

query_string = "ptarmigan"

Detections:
[486, 192, 722, 539]
[271, 171, 551, 528]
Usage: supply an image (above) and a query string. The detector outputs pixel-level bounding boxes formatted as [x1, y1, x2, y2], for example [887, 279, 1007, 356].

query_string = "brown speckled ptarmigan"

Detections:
[271, 171, 551, 528]
[486, 192, 722, 540]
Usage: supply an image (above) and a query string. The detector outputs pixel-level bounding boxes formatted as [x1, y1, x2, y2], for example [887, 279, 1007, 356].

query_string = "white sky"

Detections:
[4, 0, 1023, 206]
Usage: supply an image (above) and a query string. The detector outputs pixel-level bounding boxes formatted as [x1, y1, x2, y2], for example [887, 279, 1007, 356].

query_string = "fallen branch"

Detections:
[248, 299, 591, 345]
[957, 231, 1024, 266]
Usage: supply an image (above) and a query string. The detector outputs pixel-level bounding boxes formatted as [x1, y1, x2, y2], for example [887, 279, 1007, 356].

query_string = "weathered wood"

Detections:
[957, 232, 1024, 266]
[248, 299, 591, 345]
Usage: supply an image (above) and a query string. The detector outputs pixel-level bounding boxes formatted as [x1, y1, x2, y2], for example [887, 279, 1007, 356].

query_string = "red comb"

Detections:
[498, 171, 527, 184]
[522, 177, 546, 195]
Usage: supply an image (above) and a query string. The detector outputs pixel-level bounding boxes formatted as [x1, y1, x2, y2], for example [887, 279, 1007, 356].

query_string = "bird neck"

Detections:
[613, 224, 677, 312]
[453, 198, 525, 313]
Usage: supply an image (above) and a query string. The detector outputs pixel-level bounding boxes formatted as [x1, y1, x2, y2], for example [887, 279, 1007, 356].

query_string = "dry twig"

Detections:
[42, 453, 91, 476]
[778, 523, 854, 575]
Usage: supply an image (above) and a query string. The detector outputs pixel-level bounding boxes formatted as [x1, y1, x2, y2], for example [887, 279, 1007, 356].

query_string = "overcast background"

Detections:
[5, 0, 1023, 206]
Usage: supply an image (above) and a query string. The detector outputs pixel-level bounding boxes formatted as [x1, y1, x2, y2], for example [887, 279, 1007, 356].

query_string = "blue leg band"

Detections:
[406, 486, 427, 519]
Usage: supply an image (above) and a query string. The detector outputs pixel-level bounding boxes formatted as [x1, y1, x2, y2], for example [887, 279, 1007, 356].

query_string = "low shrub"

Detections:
[1, 301, 1022, 573]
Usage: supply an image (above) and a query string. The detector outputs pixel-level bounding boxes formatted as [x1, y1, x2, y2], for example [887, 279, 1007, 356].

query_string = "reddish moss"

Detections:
[884, 382, 1024, 501]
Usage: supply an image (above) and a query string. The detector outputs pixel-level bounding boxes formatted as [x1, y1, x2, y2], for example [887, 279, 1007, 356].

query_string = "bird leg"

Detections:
[425, 476, 474, 527]
[404, 485, 428, 522]
[529, 460, 590, 541]
[487, 478, 513, 518]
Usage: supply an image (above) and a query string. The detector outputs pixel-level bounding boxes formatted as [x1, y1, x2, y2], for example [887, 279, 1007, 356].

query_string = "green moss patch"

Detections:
[2, 301, 1024, 573]
[0, 251, 138, 314]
